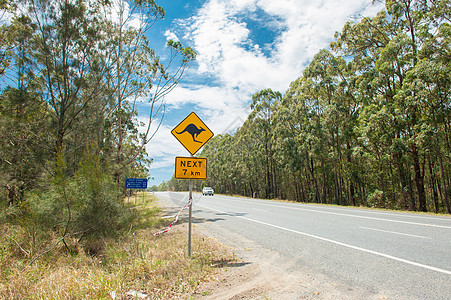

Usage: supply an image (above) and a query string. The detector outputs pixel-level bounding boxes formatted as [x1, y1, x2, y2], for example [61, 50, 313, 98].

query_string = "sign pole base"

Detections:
[188, 178, 192, 258]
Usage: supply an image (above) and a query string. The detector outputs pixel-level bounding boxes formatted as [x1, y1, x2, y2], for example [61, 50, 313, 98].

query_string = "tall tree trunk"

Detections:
[272, 157, 278, 199]
[406, 164, 416, 211]
[432, 115, 450, 213]
[377, 150, 387, 208]
[300, 174, 306, 203]
[395, 150, 409, 210]
[264, 141, 271, 198]
[428, 156, 439, 213]
[306, 150, 320, 203]
[331, 133, 340, 205]
[412, 144, 427, 212]
[294, 173, 300, 202]
[334, 164, 340, 205]
[346, 142, 355, 206]
[115, 14, 123, 183]
[321, 161, 327, 204]
[437, 149, 450, 213]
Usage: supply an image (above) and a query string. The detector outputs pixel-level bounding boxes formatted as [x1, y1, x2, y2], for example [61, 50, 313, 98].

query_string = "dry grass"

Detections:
[0, 194, 234, 299]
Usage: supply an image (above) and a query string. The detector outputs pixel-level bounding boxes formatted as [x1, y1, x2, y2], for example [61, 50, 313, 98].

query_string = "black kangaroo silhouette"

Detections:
[176, 124, 206, 143]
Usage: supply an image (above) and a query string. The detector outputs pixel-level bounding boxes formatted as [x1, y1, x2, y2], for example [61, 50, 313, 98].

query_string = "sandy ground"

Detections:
[190, 223, 389, 300]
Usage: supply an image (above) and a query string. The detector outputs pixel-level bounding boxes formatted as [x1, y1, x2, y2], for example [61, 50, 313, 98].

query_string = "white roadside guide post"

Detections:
[171, 112, 213, 257]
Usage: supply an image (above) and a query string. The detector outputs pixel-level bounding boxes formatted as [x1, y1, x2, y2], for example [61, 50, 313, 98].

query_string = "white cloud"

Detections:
[172, 0, 384, 95]
[145, 0, 385, 183]
[154, 0, 386, 146]
[164, 30, 180, 42]
[137, 118, 183, 167]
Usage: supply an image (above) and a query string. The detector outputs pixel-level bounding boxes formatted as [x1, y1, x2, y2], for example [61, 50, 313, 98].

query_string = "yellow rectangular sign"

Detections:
[175, 157, 208, 180]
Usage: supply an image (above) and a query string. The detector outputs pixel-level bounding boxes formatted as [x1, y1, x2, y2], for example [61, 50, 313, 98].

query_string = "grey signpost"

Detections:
[188, 174, 192, 256]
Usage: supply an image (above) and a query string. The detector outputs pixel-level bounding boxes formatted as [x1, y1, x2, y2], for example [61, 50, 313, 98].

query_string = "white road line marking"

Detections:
[209, 197, 451, 228]
[197, 204, 451, 276]
[347, 209, 448, 221]
[359, 226, 431, 239]
[261, 204, 451, 229]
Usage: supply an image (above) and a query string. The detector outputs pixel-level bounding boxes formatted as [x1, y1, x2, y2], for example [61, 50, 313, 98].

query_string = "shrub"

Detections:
[366, 189, 385, 208]
[29, 150, 134, 252]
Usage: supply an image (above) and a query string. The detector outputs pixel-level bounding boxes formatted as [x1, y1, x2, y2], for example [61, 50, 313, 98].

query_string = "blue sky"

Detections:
[140, 0, 385, 187]
[6, 0, 384, 187]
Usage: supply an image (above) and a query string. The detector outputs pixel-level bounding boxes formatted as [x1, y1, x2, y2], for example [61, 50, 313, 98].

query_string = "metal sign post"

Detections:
[188, 177, 193, 257]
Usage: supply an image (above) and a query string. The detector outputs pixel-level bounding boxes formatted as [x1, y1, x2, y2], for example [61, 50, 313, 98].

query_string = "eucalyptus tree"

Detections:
[183, 1, 450, 214]
[380, 0, 450, 212]
[100, 0, 196, 183]
[332, 11, 394, 208]
[273, 79, 316, 202]
[399, 59, 451, 213]
[200, 134, 233, 194]
[248, 89, 281, 199]
[417, 0, 450, 213]
[234, 118, 267, 198]
[396, 0, 451, 213]
[302, 50, 352, 205]
[331, 0, 451, 211]
[0, 13, 50, 206]
[18, 0, 111, 172]
[100, 0, 163, 180]
[0, 0, 16, 76]
[386, 0, 428, 211]
[332, 3, 412, 210]
[0, 0, 196, 242]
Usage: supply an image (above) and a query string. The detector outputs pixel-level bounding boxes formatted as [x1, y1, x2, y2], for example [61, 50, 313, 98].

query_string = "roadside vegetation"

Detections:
[0, 0, 229, 298]
[0, 194, 232, 299]
[163, 1, 451, 214]
[1, 1, 449, 297]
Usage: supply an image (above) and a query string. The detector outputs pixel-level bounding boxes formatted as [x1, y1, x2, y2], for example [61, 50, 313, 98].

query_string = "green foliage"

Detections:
[29, 149, 134, 242]
[367, 189, 385, 208]
[201, 0, 451, 213]
[165, 176, 190, 192]
[1, 0, 194, 239]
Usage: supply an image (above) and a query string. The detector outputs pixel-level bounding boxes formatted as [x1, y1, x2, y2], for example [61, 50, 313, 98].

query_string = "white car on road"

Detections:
[202, 187, 214, 196]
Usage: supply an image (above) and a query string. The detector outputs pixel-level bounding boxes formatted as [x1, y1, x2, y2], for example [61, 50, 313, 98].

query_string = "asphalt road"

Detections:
[154, 192, 451, 299]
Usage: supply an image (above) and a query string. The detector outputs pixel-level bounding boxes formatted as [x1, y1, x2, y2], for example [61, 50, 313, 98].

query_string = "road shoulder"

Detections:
[192, 221, 387, 300]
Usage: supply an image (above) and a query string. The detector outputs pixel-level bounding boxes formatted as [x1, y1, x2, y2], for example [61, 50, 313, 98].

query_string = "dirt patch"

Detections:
[191, 224, 388, 300]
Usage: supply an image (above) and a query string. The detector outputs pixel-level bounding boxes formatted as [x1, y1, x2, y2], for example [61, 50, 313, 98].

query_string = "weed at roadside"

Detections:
[0, 193, 234, 299]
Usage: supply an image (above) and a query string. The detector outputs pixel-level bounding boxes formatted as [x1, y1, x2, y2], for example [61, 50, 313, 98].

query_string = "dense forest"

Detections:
[164, 0, 451, 214]
[0, 0, 195, 242]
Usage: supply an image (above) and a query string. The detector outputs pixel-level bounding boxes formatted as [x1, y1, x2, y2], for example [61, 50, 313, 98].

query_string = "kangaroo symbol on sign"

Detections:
[176, 124, 205, 143]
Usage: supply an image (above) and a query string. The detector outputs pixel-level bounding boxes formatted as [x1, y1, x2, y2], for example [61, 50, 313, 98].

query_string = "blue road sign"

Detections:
[125, 178, 148, 189]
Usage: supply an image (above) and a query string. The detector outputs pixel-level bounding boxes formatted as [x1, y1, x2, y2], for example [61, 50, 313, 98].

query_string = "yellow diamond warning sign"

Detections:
[171, 112, 214, 155]
[175, 157, 208, 180]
